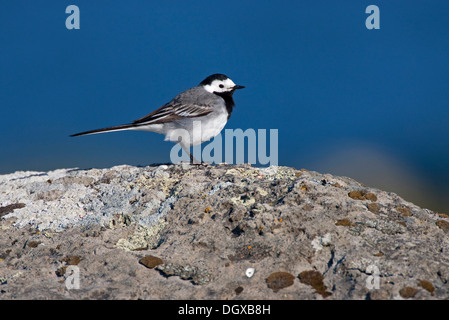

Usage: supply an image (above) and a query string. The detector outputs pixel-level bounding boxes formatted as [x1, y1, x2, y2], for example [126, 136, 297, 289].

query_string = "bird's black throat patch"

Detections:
[213, 91, 235, 120]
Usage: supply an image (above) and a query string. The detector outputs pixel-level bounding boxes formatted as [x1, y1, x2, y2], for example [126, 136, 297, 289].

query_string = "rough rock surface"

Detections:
[0, 163, 448, 299]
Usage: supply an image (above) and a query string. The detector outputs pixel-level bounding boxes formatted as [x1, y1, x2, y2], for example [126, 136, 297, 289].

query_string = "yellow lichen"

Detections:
[225, 168, 260, 178]
[231, 196, 255, 206]
[116, 220, 167, 251]
[130, 172, 180, 196]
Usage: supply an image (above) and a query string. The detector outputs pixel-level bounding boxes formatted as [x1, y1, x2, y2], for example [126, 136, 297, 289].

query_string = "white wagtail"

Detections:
[71, 74, 245, 163]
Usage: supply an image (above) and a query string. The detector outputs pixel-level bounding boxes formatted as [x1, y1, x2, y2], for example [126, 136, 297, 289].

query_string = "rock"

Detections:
[0, 163, 448, 299]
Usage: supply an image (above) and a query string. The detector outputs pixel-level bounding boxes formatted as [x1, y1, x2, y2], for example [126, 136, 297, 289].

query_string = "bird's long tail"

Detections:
[70, 123, 136, 137]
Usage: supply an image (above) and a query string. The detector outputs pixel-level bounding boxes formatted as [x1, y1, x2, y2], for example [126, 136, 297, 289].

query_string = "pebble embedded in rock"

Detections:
[0, 203, 25, 217]
[27, 241, 41, 248]
[235, 286, 244, 295]
[367, 203, 380, 213]
[348, 190, 377, 201]
[396, 205, 412, 216]
[62, 256, 82, 265]
[335, 219, 355, 227]
[436, 220, 449, 232]
[298, 270, 331, 298]
[266, 272, 295, 292]
[139, 255, 164, 269]
[418, 280, 435, 296]
[399, 286, 419, 299]
[55, 266, 67, 277]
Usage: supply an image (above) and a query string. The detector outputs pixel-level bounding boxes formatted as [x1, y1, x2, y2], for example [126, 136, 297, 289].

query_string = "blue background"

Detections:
[1, 1, 448, 212]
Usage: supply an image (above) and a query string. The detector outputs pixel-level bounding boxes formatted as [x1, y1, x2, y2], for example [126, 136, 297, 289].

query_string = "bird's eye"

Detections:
[219, 84, 224, 88]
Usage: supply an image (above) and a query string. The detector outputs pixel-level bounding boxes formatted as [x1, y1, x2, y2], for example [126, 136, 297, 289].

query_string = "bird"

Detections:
[70, 74, 245, 163]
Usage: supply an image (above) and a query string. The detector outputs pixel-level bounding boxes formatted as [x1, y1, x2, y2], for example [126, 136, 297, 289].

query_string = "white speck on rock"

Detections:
[245, 268, 255, 278]
[311, 233, 332, 252]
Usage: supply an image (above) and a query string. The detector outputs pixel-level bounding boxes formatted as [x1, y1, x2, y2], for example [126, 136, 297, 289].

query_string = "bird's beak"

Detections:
[233, 85, 245, 90]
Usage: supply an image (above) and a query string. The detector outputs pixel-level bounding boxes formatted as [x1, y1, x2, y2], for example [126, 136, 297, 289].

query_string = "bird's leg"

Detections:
[180, 144, 201, 164]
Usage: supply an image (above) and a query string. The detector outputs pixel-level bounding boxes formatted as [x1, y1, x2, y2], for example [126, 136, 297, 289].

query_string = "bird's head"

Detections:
[200, 74, 245, 94]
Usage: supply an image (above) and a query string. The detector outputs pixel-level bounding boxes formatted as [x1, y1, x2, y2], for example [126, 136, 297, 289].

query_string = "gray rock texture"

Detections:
[0, 163, 448, 299]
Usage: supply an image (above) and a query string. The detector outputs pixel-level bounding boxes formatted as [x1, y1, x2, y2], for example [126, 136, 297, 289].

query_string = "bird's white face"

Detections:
[203, 78, 237, 94]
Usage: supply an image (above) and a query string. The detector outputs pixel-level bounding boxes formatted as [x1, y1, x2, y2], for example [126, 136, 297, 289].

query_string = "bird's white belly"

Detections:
[159, 113, 227, 147]
[195, 113, 228, 145]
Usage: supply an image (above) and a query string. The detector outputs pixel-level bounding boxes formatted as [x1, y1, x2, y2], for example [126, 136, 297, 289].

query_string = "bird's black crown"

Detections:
[199, 74, 229, 86]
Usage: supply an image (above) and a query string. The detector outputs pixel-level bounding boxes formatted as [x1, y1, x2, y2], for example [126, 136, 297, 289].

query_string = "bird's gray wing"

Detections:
[70, 89, 215, 137]
[132, 101, 213, 126]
